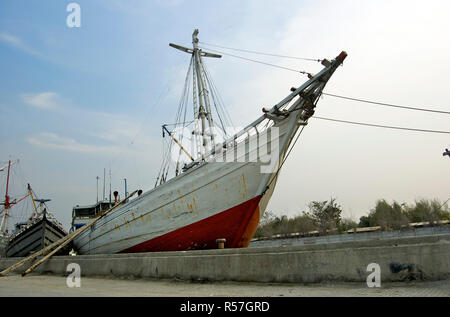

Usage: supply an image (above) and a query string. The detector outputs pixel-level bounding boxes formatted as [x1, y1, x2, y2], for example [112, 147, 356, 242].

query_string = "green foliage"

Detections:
[306, 198, 342, 235]
[374, 200, 409, 230]
[255, 198, 343, 238]
[404, 199, 450, 223]
[358, 215, 372, 228]
[255, 198, 450, 239]
[358, 199, 450, 230]
[338, 217, 359, 233]
[255, 210, 316, 238]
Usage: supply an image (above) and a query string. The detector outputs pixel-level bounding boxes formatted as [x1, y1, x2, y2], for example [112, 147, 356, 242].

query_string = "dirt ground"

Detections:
[0, 273, 449, 297]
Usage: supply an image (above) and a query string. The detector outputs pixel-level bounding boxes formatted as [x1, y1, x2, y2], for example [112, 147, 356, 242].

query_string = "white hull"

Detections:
[74, 115, 297, 254]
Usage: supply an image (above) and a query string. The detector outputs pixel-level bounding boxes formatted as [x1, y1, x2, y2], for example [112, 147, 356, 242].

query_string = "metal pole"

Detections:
[96, 176, 99, 203]
[109, 169, 112, 204]
[103, 168, 106, 201]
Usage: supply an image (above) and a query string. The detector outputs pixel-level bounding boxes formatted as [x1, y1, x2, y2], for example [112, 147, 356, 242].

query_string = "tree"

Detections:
[404, 199, 450, 224]
[254, 210, 318, 238]
[307, 198, 342, 235]
[358, 215, 374, 228]
[338, 217, 359, 233]
[359, 200, 409, 230]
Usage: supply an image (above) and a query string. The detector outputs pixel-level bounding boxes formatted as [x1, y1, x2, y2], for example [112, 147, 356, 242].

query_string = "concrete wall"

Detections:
[1, 234, 449, 284]
[250, 225, 450, 248]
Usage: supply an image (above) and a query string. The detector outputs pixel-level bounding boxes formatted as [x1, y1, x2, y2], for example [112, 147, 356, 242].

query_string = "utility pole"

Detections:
[109, 169, 112, 204]
[96, 176, 99, 203]
[103, 168, 106, 201]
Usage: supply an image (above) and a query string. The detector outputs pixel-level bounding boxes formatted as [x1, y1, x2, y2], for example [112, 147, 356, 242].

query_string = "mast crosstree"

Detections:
[170, 29, 222, 156]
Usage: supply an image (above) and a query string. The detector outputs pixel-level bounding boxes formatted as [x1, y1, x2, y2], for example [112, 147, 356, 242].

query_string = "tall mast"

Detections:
[192, 60, 202, 157]
[0, 160, 12, 235]
[28, 183, 39, 218]
[169, 29, 222, 155]
[0, 159, 20, 235]
[192, 29, 215, 146]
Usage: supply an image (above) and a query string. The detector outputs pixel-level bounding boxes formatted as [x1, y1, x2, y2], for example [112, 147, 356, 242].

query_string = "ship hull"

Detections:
[121, 195, 262, 253]
[74, 161, 273, 255]
[73, 113, 299, 255]
[6, 216, 68, 258]
[0, 237, 7, 258]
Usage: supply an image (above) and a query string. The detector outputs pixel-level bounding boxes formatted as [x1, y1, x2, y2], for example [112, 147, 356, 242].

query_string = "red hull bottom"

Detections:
[120, 195, 262, 253]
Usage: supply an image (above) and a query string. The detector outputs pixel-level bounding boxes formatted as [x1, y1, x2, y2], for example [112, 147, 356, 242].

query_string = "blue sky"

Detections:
[1, 0, 449, 230]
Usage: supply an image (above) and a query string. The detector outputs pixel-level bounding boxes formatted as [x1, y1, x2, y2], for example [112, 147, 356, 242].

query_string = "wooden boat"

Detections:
[1, 160, 68, 257]
[72, 29, 347, 255]
[6, 212, 68, 258]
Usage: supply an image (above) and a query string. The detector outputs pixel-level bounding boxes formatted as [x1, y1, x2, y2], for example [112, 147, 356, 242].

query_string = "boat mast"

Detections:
[0, 159, 19, 235]
[192, 29, 215, 147]
[28, 183, 39, 219]
[170, 29, 222, 155]
[0, 160, 12, 235]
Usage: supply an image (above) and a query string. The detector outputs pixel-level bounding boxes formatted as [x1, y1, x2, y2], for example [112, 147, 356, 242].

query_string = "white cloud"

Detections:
[23, 92, 159, 158]
[27, 132, 121, 155]
[0, 32, 40, 57]
[22, 92, 62, 110]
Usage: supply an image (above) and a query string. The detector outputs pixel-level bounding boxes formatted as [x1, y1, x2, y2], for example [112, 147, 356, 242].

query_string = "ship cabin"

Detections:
[71, 201, 114, 232]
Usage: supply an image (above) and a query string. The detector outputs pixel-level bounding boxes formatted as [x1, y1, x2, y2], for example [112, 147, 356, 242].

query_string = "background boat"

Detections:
[6, 212, 68, 258]
[1, 159, 68, 257]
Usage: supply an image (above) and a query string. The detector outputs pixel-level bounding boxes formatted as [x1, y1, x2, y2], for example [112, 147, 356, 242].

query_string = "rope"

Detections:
[199, 42, 322, 62]
[322, 92, 450, 115]
[313, 116, 450, 134]
[202, 62, 235, 135]
[264, 126, 306, 195]
[200, 47, 312, 76]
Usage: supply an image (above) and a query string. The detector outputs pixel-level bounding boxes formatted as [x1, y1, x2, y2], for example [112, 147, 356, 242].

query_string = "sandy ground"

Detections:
[0, 274, 449, 297]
